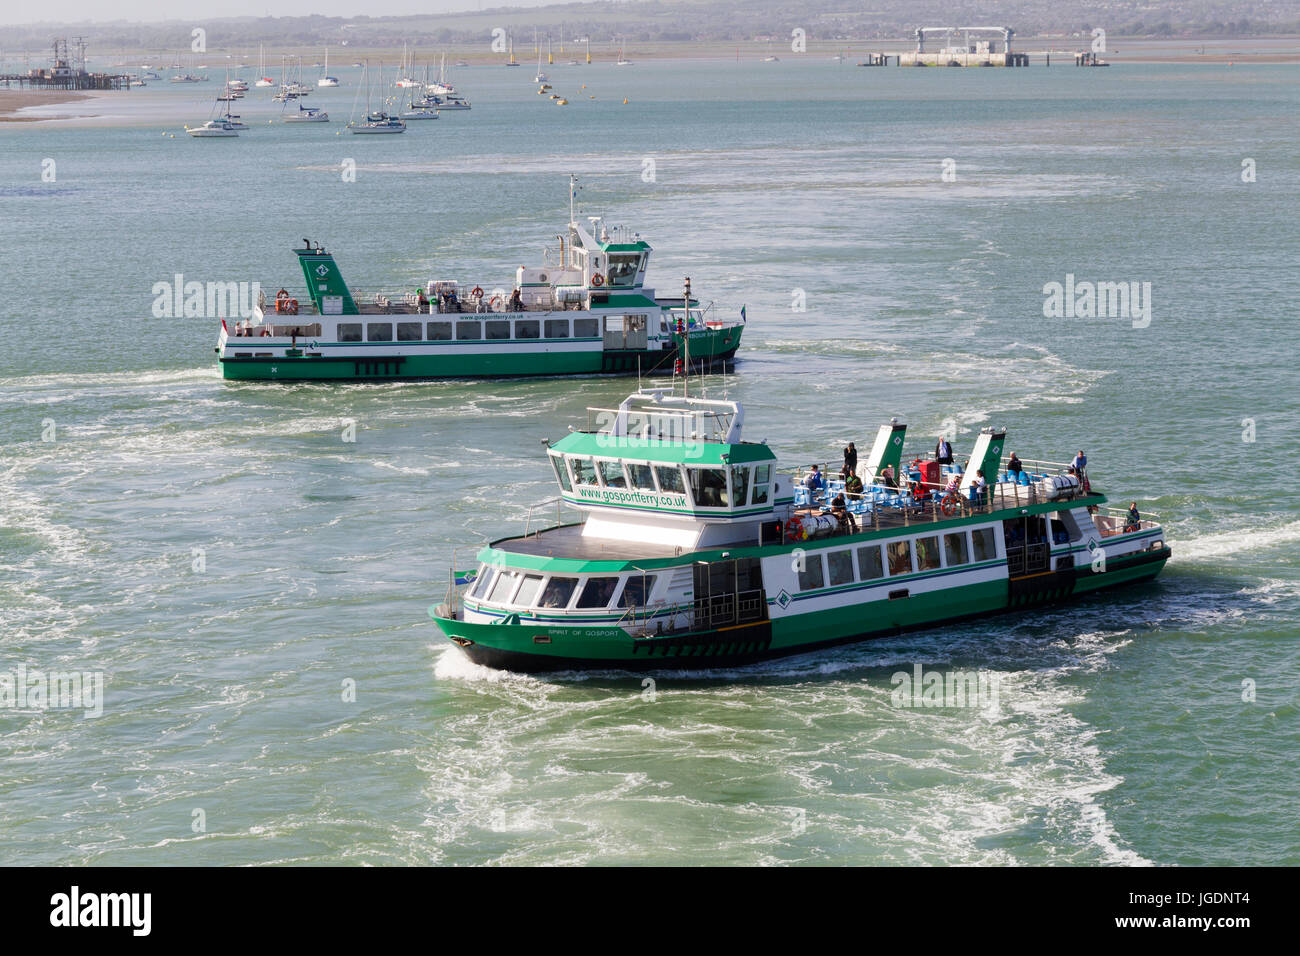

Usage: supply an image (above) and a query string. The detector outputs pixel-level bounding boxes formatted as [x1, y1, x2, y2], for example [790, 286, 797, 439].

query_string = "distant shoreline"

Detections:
[0, 89, 91, 122]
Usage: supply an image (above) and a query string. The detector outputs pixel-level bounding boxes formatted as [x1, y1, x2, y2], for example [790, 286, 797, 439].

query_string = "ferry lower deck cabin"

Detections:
[432, 390, 1170, 671]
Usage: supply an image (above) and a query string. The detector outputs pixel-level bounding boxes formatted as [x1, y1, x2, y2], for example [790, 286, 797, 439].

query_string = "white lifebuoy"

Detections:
[590, 273, 605, 288]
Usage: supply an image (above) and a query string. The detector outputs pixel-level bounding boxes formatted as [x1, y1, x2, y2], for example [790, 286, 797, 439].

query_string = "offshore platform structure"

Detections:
[0, 37, 132, 90]
[901, 27, 1030, 67]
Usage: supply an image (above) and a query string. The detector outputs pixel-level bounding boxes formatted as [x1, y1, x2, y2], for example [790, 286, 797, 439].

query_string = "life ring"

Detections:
[489, 295, 501, 308]
[590, 273, 605, 288]
[784, 514, 804, 543]
[940, 493, 961, 517]
[471, 286, 484, 299]
[275, 289, 289, 302]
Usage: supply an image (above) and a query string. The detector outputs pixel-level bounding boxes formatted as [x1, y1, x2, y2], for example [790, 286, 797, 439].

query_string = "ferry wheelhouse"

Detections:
[216, 183, 742, 381]
[431, 390, 1171, 671]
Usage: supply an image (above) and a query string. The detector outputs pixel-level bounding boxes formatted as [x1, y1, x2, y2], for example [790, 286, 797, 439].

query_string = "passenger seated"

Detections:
[1007, 453, 1024, 480]
[1124, 501, 1141, 533]
[844, 469, 863, 499]
[879, 464, 897, 490]
[804, 464, 826, 498]
[831, 494, 857, 534]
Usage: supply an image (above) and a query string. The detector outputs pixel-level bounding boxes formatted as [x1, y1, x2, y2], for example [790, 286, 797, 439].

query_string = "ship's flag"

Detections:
[453, 568, 479, 587]
[740, 305, 747, 323]
[221, 318, 228, 332]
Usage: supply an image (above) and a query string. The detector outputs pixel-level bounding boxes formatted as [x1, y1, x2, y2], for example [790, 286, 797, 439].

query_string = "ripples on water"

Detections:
[0, 61, 1297, 865]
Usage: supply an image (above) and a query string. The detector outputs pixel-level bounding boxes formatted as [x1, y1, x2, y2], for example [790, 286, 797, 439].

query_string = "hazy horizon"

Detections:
[0, 0, 568, 28]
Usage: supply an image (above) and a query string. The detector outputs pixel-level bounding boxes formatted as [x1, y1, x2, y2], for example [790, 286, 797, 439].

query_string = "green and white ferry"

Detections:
[216, 183, 743, 381]
[431, 389, 1171, 671]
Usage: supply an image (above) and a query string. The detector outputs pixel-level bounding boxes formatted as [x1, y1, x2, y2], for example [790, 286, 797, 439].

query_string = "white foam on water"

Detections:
[1173, 518, 1300, 562]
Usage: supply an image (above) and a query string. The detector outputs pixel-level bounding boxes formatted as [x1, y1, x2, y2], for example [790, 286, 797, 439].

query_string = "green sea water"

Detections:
[0, 58, 1297, 865]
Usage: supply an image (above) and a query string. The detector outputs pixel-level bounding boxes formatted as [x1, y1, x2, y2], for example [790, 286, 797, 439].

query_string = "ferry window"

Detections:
[545, 319, 569, 338]
[688, 467, 728, 508]
[397, 322, 422, 341]
[427, 321, 452, 341]
[367, 322, 393, 342]
[751, 464, 771, 505]
[550, 454, 572, 492]
[730, 466, 750, 509]
[598, 460, 626, 488]
[916, 536, 941, 571]
[485, 320, 510, 340]
[575, 576, 619, 608]
[619, 575, 658, 608]
[655, 465, 685, 495]
[606, 254, 640, 288]
[944, 533, 969, 567]
[797, 553, 825, 591]
[487, 570, 520, 604]
[338, 323, 362, 342]
[627, 463, 655, 491]
[573, 318, 599, 338]
[455, 320, 481, 340]
[827, 550, 854, 587]
[516, 320, 540, 339]
[570, 458, 598, 486]
[514, 574, 544, 608]
[538, 577, 576, 609]
[469, 566, 494, 599]
[971, 527, 998, 562]
[887, 541, 913, 576]
[857, 545, 884, 580]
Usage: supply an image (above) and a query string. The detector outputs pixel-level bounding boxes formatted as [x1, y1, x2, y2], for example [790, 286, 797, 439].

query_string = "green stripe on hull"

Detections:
[222, 350, 605, 380]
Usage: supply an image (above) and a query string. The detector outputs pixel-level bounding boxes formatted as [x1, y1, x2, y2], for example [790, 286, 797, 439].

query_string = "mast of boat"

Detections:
[548, 35, 554, 65]
[683, 277, 692, 399]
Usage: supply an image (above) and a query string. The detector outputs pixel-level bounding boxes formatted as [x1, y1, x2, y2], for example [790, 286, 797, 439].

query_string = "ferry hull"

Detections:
[431, 547, 1170, 673]
[220, 328, 740, 381]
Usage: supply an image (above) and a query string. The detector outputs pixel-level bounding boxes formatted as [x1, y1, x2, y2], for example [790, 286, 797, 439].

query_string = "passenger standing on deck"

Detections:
[935, 436, 954, 465]
[1125, 501, 1141, 532]
[1072, 450, 1087, 479]
[842, 442, 857, 479]
[971, 470, 988, 505]
[845, 468, 864, 500]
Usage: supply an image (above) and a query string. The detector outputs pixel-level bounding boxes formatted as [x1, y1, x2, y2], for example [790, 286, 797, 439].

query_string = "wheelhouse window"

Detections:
[338, 323, 362, 342]
[598, 460, 626, 488]
[688, 466, 728, 508]
[367, 322, 393, 341]
[487, 570, 520, 604]
[538, 577, 576, 609]
[730, 466, 750, 509]
[797, 553, 825, 591]
[427, 321, 452, 340]
[944, 533, 969, 567]
[972, 527, 998, 562]
[606, 253, 642, 288]
[570, 457, 598, 486]
[827, 550, 854, 587]
[857, 545, 884, 580]
[627, 463, 656, 491]
[619, 575, 658, 608]
[574, 576, 619, 608]
[513, 574, 545, 608]
[550, 454, 572, 492]
[887, 541, 913, 576]
[655, 465, 685, 495]
[469, 566, 495, 599]
[544, 319, 569, 338]
[751, 464, 771, 505]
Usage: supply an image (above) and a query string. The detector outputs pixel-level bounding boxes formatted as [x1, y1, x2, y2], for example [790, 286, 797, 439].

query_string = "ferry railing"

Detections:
[1093, 505, 1162, 537]
[523, 497, 568, 538]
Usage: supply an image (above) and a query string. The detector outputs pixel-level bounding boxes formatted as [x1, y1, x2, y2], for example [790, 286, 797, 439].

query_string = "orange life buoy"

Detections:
[940, 493, 961, 517]
[590, 273, 605, 288]
[471, 286, 484, 298]
[784, 514, 804, 543]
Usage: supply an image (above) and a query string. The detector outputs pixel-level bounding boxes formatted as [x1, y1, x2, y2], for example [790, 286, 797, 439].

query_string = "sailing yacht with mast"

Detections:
[254, 44, 274, 87]
[348, 62, 406, 133]
[318, 46, 339, 86]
